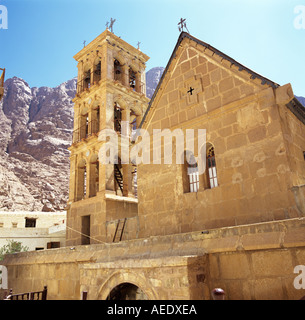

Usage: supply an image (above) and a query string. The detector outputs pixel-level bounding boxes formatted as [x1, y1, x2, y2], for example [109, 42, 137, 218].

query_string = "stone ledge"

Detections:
[82, 255, 203, 270]
[2, 217, 305, 266]
[105, 193, 138, 203]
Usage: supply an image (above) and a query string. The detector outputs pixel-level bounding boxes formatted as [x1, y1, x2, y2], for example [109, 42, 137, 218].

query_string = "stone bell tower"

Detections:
[66, 28, 150, 246]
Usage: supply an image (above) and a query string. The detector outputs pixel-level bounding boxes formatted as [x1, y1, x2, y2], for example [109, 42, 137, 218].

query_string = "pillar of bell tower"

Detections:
[66, 28, 150, 246]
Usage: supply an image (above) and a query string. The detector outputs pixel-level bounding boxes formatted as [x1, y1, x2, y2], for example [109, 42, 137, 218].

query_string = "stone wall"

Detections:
[2, 217, 305, 300]
[138, 88, 305, 237]
[80, 256, 207, 300]
[209, 248, 305, 300]
[137, 35, 305, 239]
[66, 195, 105, 245]
[66, 194, 138, 246]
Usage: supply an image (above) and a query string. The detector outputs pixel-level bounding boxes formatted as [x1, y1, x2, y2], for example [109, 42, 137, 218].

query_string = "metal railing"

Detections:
[4, 285, 47, 300]
[112, 68, 146, 95]
[73, 119, 100, 144]
[76, 68, 102, 94]
[75, 67, 145, 96]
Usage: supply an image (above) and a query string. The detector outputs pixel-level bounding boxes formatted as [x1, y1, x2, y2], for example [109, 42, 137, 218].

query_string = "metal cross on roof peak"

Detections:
[178, 18, 190, 33]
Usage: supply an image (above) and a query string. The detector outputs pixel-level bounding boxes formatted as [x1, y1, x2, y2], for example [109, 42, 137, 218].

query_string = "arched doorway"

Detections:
[97, 271, 158, 300]
[106, 282, 148, 300]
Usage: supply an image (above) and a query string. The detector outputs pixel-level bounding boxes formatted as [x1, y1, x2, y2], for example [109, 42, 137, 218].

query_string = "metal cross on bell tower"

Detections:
[109, 18, 116, 33]
[178, 18, 190, 33]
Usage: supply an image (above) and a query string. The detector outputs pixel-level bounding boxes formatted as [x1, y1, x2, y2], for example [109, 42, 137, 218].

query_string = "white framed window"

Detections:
[207, 146, 218, 189]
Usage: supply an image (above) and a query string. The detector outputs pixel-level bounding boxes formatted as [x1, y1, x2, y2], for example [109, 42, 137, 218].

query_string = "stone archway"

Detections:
[98, 270, 158, 300]
[106, 282, 148, 300]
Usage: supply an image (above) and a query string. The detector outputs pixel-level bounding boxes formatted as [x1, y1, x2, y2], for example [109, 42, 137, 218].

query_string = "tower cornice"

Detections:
[73, 29, 149, 64]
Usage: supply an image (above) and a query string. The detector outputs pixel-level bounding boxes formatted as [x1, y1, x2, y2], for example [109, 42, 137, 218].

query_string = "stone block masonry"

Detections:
[2, 217, 305, 300]
[3, 31, 305, 301]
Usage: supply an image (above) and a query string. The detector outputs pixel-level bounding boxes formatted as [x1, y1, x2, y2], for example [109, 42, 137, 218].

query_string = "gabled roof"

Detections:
[140, 32, 280, 128]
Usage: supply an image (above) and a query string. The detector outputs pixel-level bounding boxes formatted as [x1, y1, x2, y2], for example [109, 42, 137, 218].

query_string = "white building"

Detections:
[0, 211, 66, 251]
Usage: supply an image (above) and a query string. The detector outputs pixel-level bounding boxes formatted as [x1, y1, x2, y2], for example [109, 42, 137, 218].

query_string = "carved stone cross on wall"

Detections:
[180, 76, 203, 106]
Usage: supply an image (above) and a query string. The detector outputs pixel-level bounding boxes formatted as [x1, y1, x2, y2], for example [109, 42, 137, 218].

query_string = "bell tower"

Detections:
[66, 28, 150, 246]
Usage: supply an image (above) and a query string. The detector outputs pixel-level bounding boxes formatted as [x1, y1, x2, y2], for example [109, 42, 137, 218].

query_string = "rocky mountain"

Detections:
[296, 96, 305, 107]
[0, 77, 76, 211]
[0, 68, 164, 212]
[146, 67, 164, 99]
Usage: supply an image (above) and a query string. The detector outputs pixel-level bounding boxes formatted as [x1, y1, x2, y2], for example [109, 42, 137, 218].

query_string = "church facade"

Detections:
[137, 32, 305, 237]
[2, 29, 305, 300]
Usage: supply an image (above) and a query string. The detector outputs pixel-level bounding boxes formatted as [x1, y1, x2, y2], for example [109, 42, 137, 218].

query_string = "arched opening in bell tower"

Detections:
[114, 101, 142, 138]
[76, 158, 87, 200]
[114, 59, 122, 82]
[89, 153, 99, 198]
[93, 58, 101, 84]
[114, 102, 122, 133]
[91, 104, 100, 134]
[129, 67, 136, 90]
[83, 69, 91, 90]
[80, 106, 89, 140]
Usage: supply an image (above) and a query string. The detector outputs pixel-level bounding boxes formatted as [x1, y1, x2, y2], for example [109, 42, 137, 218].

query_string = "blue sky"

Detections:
[1, 0, 305, 96]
